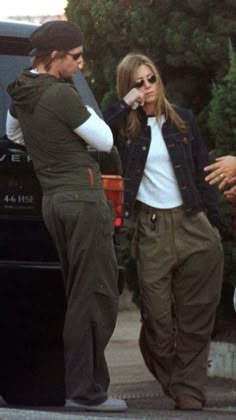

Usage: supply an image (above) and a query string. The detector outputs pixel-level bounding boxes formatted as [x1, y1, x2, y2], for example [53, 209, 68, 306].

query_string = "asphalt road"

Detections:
[0, 309, 235, 419]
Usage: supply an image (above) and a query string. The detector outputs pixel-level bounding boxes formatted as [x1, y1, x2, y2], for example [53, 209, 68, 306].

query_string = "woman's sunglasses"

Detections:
[134, 74, 157, 88]
[66, 52, 83, 60]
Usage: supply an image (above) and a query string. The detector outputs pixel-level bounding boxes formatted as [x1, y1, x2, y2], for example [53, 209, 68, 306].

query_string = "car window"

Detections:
[0, 54, 32, 137]
[0, 35, 31, 55]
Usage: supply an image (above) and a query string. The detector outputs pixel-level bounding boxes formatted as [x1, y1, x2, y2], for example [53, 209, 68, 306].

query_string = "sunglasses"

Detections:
[134, 74, 157, 88]
[66, 52, 83, 60]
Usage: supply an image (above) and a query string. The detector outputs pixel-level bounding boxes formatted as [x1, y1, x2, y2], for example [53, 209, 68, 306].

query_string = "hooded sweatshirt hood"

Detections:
[7, 69, 60, 113]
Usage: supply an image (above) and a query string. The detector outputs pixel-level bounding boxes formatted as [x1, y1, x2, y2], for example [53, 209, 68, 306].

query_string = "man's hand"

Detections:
[204, 155, 236, 189]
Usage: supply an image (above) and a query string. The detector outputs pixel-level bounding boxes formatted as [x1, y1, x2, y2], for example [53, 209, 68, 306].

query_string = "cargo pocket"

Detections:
[96, 198, 115, 247]
[95, 198, 119, 298]
[106, 199, 116, 236]
[130, 225, 139, 260]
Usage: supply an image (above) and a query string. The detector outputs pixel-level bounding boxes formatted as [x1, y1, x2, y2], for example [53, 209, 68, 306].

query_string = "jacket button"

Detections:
[126, 139, 131, 145]
[142, 146, 147, 151]
[124, 211, 129, 217]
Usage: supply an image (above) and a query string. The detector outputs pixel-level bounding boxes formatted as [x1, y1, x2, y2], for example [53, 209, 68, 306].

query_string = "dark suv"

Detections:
[0, 20, 124, 405]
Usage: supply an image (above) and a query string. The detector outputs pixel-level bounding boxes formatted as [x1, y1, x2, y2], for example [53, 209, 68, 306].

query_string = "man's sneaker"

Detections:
[65, 396, 128, 412]
[0, 395, 7, 406]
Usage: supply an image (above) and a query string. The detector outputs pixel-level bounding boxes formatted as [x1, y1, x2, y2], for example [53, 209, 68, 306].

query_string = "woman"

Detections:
[104, 53, 224, 411]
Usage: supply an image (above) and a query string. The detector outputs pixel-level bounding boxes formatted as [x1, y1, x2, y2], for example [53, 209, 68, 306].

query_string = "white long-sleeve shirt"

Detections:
[6, 105, 113, 152]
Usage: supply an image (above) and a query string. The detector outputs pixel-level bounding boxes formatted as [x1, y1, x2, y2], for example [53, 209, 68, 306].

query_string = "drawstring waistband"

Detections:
[135, 200, 183, 214]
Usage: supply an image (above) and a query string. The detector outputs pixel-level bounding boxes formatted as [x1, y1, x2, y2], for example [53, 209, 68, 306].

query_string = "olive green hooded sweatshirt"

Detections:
[7, 69, 102, 194]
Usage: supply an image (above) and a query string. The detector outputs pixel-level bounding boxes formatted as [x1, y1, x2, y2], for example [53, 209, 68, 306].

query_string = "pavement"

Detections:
[0, 306, 235, 420]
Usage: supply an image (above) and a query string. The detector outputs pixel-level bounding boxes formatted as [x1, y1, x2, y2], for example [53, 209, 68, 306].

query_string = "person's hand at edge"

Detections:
[224, 177, 236, 202]
[204, 155, 236, 189]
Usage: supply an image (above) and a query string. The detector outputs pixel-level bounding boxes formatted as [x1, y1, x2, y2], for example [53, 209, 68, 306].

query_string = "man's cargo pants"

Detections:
[42, 189, 119, 405]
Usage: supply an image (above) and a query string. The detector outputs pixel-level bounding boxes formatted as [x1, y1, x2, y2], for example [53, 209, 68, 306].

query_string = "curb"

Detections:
[208, 341, 236, 380]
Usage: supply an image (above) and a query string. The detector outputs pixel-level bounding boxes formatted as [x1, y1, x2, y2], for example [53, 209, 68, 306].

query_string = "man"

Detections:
[204, 155, 236, 314]
[6, 20, 127, 413]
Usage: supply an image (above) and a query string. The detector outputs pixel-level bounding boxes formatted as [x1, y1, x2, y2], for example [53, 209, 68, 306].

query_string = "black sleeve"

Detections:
[103, 100, 130, 127]
[190, 111, 222, 229]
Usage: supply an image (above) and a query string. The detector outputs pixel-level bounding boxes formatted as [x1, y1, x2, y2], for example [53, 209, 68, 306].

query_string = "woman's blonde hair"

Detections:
[116, 53, 185, 137]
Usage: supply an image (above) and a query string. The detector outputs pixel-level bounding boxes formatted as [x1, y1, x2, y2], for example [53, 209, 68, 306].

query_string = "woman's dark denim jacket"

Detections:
[104, 101, 221, 229]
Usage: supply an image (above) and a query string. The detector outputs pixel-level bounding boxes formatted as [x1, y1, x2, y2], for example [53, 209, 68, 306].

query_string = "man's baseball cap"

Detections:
[29, 20, 83, 57]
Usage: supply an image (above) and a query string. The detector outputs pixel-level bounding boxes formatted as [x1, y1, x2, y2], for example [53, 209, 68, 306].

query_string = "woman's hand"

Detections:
[204, 155, 236, 189]
[123, 88, 145, 109]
